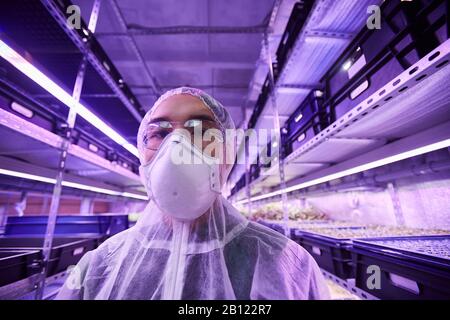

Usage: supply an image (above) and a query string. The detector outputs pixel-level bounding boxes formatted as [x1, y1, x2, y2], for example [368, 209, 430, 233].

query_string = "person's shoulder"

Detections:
[74, 228, 131, 277]
[237, 221, 316, 263]
[96, 228, 131, 254]
[246, 220, 294, 240]
[81, 228, 132, 265]
[233, 221, 291, 253]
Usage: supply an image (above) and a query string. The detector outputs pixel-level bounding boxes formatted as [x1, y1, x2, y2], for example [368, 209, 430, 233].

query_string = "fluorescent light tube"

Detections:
[120, 192, 148, 201]
[61, 181, 121, 196]
[236, 139, 450, 204]
[0, 40, 139, 158]
[342, 60, 352, 71]
[11, 101, 34, 118]
[0, 168, 57, 184]
[294, 113, 303, 123]
[0, 168, 148, 200]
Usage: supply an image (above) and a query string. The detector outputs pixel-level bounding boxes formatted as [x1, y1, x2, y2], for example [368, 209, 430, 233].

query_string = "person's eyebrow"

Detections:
[188, 114, 215, 122]
[148, 116, 170, 124]
[148, 114, 216, 124]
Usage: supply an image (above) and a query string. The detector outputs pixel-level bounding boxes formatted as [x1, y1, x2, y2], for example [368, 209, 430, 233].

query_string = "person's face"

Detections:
[142, 94, 223, 164]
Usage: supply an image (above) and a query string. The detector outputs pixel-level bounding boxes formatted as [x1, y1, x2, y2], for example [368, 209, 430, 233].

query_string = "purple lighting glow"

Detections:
[0, 167, 148, 200]
[0, 39, 139, 158]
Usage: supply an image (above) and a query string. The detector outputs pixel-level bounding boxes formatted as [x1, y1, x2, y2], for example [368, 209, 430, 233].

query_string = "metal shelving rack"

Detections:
[228, 0, 384, 205]
[233, 0, 380, 172]
[0, 270, 68, 300]
[0, 0, 148, 197]
[231, 12, 450, 298]
[0, 0, 150, 299]
[226, 0, 298, 196]
[321, 269, 378, 300]
[232, 39, 450, 203]
[230, 9, 450, 303]
[0, 107, 143, 191]
[41, 0, 155, 121]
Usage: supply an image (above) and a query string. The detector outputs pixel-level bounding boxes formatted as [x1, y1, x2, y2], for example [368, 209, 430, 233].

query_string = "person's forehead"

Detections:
[150, 94, 214, 121]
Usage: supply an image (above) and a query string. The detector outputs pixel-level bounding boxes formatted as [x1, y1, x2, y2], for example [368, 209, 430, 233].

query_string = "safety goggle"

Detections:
[143, 119, 223, 151]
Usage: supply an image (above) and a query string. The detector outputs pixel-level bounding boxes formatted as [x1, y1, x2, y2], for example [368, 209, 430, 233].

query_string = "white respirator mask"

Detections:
[139, 132, 221, 221]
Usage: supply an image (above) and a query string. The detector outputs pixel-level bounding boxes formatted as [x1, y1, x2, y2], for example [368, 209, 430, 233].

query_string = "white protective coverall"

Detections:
[55, 87, 330, 300]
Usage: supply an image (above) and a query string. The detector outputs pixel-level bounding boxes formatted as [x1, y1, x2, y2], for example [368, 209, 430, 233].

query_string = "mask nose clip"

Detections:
[171, 133, 183, 143]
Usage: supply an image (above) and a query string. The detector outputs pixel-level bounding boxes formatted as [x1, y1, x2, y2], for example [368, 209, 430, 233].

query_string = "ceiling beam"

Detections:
[114, 60, 256, 70]
[31, 93, 119, 99]
[109, 0, 162, 96]
[41, 0, 146, 121]
[96, 25, 267, 37]
[129, 84, 249, 91]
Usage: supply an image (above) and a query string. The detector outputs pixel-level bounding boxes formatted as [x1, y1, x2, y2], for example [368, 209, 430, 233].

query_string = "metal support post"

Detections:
[80, 197, 94, 215]
[0, 205, 6, 229]
[14, 191, 28, 217]
[387, 182, 406, 226]
[245, 135, 252, 219]
[35, 0, 102, 300]
[263, 31, 290, 238]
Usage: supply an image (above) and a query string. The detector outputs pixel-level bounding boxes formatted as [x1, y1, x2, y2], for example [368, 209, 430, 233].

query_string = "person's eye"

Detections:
[150, 130, 169, 139]
[147, 128, 170, 140]
[185, 119, 203, 128]
[158, 121, 172, 129]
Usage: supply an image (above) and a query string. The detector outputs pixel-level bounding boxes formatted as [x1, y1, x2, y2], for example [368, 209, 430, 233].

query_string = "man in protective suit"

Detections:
[56, 87, 330, 300]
